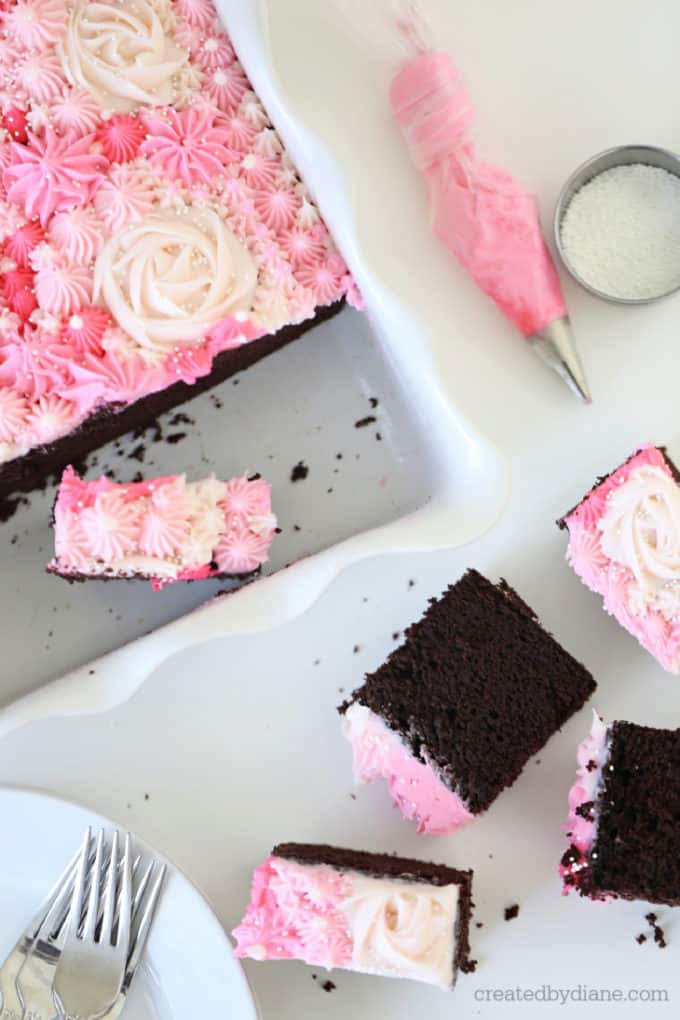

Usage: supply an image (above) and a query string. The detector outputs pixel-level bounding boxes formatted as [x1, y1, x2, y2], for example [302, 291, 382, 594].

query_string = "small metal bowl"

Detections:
[554, 144, 680, 304]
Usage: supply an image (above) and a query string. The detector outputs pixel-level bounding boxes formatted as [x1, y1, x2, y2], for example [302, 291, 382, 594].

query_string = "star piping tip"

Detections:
[529, 316, 592, 404]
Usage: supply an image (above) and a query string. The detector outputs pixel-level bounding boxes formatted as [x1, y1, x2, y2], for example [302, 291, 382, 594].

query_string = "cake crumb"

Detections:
[336, 452, 343, 460]
[349, 793, 356, 800]
[504, 904, 519, 921]
[461, 959, 478, 974]
[645, 912, 667, 948]
[408, 579, 416, 589]
[355, 415, 376, 428]
[475, 922, 484, 929]
[392, 631, 401, 641]
[321, 980, 336, 993]
[375, 432, 382, 441]
[293, 524, 301, 532]
[169, 412, 193, 426]
[291, 461, 309, 482]
[166, 432, 186, 444]
[353, 645, 360, 654]
[369, 397, 379, 408]
[635, 933, 647, 945]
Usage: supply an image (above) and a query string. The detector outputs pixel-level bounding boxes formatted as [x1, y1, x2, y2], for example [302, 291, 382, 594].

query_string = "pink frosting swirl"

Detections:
[80, 488, 142, 560]
[0, 384, 30, 441]
[565, 446, 680, 673]
[141, 106, 236, 187]
[232, 856, 352, 967]
[139, 477, 188, 557]
[4, 130, 107, 226]
[48, 207, 102, 266]
[2, 0, 66, 50]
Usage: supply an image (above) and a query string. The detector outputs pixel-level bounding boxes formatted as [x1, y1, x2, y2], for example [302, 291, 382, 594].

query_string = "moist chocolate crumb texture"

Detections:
[0, 0, 360, 505]
[339, 569, 596, 835]
[559, 444, 680, 673]
[232, 842, 474, 989]
[562, 713, 680, 906]
[48, 464, 276, 588]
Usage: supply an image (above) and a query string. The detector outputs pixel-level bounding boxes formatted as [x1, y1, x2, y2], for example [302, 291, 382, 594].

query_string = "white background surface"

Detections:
[2, 0, 680, 1017]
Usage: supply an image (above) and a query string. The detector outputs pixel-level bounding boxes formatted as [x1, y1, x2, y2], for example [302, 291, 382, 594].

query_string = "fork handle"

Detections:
[15, 953, 59, 1020]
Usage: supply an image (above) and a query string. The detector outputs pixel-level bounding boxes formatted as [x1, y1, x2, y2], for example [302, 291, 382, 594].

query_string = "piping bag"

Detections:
[389, 16, 591, 401]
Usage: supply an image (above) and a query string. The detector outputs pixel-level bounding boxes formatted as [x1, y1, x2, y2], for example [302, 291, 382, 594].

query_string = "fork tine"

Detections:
[131, 860, 154, 918]
[23, 850, 80, 944]
[82, 829, 104, 940]
[64, 828, 92, 941]
[100, 830, 119, 945]
[126, 862, 166, 975]
[114, 834, 132, 949]
[110, 854, 141, 939]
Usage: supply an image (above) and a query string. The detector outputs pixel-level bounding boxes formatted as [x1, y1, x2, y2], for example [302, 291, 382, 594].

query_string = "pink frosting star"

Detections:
[141, 106, 236, 187]
[95, 114, 146, 165]
[4, 130, 108, 226]
[0, 384, 30, 441]
[214, 518, 272, 573]
[80, 489, 142, 561]
[2, 0, 66, 51]
[220, 473, 271, 521]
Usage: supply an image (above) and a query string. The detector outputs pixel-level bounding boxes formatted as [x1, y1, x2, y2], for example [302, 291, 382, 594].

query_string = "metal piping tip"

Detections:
[529, 316, 591, 403]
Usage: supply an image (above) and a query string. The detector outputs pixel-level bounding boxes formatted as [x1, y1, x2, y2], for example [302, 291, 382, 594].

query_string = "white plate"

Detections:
[0, 787, 257, 1020]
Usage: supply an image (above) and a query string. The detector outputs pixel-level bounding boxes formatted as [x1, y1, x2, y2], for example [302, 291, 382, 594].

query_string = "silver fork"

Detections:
[99, 858, 167, 1020]
[52, 829, 132, 1020]
[0, 852, 78, 1020]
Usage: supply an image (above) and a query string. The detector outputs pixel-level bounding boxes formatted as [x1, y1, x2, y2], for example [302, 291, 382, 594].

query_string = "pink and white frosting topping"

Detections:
[560, 711, 610, 897]
[232, 855, 459, 988]
[48, 465, 277, 588]
[565, 445, 680, 673]
[0, 0, 359, 467]
[341, 702, 474, 835]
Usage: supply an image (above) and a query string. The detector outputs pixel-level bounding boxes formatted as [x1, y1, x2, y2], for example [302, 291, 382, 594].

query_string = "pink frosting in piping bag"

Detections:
[389, 50, 567, 337]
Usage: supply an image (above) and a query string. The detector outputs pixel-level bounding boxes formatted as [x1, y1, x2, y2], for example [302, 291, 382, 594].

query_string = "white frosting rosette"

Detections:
[599, 464, 680, 618]
[340, 875, 458, 987]
[93, 206, 257, 353]
[59, 0, 189, 113]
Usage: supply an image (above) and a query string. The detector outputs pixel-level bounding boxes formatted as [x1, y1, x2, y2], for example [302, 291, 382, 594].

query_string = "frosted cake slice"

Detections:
[232, 843, 474, 989]
[47, 465, 276, 589]
[561, 712, 680, 906]
[559, 444, 680, 672]
[339, 570, 595, 835]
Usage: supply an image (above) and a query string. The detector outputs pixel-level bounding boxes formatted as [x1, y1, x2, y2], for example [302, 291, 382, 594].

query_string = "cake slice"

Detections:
[0, 0, 358, 514]
[47, 465, 276, 590]
[558, 444, 680, 673]
[232, 843, 473, 988]
[339, 569, 595, 834]
[561, 713, 680, 906]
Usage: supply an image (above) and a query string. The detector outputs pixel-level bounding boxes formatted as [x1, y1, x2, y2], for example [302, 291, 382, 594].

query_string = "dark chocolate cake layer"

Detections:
[557, 445, 680, 529]
[585, 722, 680, 906]
[340, 569, 596, 814]
[0, 301, 343, 512]
[273, 842, 473, 978]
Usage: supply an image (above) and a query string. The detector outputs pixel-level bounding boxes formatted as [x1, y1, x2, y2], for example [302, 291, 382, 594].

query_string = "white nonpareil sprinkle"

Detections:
[560, 164, 680, 299]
